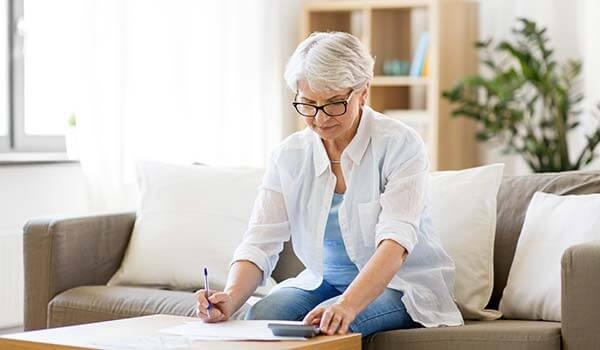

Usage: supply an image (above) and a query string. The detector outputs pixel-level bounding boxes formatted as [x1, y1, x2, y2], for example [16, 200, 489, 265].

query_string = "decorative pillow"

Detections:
[429, 163, 504, 320]
[499, 191, 600, 321]
[107, 160, 277, 296]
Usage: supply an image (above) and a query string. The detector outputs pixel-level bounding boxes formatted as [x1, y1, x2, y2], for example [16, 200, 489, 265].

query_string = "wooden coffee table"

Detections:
[0, 314, 361, 349]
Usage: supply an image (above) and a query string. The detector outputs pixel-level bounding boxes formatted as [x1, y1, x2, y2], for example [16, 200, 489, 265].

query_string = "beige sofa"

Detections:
[23, 171, 600, 349]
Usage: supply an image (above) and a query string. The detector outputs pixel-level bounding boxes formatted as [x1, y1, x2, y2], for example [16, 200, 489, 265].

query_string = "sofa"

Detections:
[23, 170, 600, 350]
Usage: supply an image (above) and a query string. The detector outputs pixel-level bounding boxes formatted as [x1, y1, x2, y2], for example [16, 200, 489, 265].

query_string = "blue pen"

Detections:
[203, 267, 212, 318]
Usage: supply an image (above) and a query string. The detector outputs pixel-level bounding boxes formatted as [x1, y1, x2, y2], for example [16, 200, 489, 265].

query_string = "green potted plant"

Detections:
[442, 18, 600, 172]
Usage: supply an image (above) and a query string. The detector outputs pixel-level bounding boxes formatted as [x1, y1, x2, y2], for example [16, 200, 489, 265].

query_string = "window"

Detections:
[2, 0, 82, 153]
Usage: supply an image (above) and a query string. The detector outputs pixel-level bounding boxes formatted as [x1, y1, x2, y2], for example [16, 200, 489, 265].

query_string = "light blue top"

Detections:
[323, 192, 359, 292]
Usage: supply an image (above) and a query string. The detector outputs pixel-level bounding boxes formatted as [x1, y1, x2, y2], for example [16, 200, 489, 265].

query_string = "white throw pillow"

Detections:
[499, 191, 600, 321]
[429, 163, 504, 320]
[107, 160, 277, 296]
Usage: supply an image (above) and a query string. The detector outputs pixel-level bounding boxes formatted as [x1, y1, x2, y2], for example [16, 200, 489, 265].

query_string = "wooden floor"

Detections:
[0, 326, 23, 336]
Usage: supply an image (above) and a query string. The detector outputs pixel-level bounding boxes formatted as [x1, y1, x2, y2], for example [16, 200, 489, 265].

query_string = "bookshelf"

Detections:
[299, 0, 480, 171]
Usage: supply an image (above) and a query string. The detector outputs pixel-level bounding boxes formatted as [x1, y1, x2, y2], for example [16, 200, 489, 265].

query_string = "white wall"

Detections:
[580, 0, 600, 170]
[479, 0, 600, 174]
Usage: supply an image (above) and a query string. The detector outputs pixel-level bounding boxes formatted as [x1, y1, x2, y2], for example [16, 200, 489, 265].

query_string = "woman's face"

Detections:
[296, 80, 368, 141]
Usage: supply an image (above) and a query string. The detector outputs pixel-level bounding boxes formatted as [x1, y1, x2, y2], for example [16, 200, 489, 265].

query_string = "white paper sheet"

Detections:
[159, 320, 308, 341]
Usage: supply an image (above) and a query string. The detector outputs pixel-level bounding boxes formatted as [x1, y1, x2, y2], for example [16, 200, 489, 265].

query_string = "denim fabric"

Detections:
[245, 280, 422, 337]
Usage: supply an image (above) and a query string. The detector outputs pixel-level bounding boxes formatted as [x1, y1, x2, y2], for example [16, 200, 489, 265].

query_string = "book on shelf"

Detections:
[422, 47, 430, 77]
[410, 31, 429, 77]
[385, 109, 429, 143]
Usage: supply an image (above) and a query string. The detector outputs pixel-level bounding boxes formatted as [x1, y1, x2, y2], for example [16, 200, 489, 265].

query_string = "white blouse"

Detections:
[231, 106, 464, 327]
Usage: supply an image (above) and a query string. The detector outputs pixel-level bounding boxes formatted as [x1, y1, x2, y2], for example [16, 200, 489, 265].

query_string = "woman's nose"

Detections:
[315, 109, 329, 124]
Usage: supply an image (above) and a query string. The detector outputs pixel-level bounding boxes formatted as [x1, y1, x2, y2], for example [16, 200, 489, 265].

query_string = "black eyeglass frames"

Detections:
[292, 89, 354, 117]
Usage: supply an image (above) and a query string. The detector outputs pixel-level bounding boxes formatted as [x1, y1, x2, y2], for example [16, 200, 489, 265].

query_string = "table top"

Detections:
[0, 314, 361, 350]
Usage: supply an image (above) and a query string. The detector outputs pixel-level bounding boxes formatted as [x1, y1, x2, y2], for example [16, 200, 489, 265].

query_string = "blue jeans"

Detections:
[245, 280, 422, 337]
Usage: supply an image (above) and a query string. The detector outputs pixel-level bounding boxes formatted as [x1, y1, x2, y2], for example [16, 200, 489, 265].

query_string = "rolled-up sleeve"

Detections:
[230, 151, 291, 286]
[375, 131, 429, 255]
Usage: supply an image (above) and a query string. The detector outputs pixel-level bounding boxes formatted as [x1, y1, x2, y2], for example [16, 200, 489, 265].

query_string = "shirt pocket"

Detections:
[357, 200, 381, 247]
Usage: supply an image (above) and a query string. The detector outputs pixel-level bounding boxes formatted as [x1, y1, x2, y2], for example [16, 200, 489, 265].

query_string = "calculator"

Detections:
[267, 323, 321, 338]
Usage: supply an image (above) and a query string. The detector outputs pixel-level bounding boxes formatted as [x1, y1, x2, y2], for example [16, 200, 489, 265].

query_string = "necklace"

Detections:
[330, 159, 341, 164]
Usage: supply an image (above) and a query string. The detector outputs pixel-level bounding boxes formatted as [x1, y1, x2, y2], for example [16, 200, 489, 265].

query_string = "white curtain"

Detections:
[479, 0, 600, 174]
[73, 0, 299, 213]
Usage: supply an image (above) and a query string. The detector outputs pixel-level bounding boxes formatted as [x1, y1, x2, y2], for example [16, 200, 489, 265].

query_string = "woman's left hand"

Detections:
[303, 300, 358, 335]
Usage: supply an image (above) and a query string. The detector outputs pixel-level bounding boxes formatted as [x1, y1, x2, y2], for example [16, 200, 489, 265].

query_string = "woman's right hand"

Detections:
[194, 289, 235, 323]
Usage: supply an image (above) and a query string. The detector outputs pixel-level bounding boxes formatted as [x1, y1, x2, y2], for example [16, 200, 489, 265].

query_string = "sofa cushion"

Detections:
[49, 287, 560, 349]
[364, 319, 561, 350]
[107, 161, 277, 294]
[500, 192, 600, 321]
[429, 164, 504, 320]
[490, 171, 600, 309]
[47, 286, 251, 328]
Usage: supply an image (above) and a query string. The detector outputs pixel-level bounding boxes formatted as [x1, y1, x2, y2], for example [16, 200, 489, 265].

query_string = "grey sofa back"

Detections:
[488, 171, 600, 309]
[270, 170, 600, 311]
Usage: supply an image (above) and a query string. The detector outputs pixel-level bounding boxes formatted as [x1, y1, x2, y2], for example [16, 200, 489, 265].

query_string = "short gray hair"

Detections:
[284, 31, 375, 93]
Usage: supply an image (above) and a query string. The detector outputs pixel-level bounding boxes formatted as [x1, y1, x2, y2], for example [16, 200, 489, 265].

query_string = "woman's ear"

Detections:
[360, 83, 370, 106]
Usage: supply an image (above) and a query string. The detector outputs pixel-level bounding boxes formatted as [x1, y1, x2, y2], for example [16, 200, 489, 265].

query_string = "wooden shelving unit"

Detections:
[299, 0, 480, 171]
[371, 76, 429, 86]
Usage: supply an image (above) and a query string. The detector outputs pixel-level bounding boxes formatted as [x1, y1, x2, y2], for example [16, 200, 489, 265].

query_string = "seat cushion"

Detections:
[50, 287, 561, 350]
[47, 285, 251, 328]
[364, 319, 561, 350]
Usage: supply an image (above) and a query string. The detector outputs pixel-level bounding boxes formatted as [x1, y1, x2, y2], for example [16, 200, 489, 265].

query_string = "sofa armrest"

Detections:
[23, 212, 136, 331]
[561, 240, 600, 350]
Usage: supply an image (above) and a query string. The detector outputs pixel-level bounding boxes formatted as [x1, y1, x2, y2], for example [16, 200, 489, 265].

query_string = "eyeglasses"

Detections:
[292, 89, 354, 117]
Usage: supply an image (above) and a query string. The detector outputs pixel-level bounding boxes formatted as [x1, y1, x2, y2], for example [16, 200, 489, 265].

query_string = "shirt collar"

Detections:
[311, 106, 372, 176]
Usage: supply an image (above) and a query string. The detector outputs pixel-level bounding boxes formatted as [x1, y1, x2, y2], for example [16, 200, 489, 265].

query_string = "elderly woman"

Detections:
[195, 32, 463, 337]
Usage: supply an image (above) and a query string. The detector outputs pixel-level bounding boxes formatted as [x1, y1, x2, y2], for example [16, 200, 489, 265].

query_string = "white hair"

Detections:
[284, 31, 375, 93]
